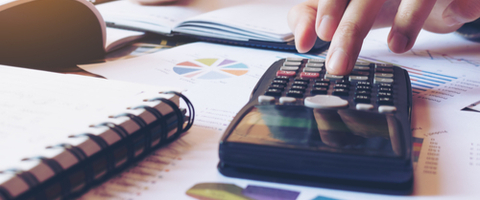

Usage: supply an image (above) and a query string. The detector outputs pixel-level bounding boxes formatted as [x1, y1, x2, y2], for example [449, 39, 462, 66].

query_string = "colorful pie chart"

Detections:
[173, 58, 249, 79]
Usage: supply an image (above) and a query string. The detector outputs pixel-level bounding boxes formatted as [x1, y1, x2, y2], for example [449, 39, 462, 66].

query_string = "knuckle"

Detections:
[335, 21, 366, 39]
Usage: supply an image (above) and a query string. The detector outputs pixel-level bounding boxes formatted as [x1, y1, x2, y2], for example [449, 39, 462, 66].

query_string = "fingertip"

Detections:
[387, 31, 409, 53]
[293, 20, 317, 53]
[326, 48, 352, 75]
[316, 16, 335, 41]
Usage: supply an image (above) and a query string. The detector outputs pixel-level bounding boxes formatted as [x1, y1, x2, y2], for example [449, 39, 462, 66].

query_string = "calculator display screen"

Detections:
[226, 105, 404, 157]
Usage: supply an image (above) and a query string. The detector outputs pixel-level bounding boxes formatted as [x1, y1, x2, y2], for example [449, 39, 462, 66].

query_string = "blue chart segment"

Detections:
[173, 58, 249, 80]
[402, 66, 458, 94]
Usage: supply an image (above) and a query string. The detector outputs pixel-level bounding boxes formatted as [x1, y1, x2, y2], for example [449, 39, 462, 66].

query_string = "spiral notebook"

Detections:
[0, 65, 194, 200]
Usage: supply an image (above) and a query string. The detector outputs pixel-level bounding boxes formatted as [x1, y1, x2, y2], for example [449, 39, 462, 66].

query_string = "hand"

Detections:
[130, 0, 177, 5]
[288, 0, 480, 75]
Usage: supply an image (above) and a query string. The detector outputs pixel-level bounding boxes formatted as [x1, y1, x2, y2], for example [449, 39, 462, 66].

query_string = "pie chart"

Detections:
[173, 58, 249, 80]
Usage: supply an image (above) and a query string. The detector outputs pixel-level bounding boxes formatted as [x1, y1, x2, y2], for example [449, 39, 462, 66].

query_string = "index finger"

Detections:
[325, 0, 387, 75]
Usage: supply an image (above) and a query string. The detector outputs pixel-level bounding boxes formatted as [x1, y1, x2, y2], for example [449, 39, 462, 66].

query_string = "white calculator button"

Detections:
[308, 59, 325, 63]
[349, 76, 369, 81]
[283, 61, 302, 66]
[374, 77, 394, 84]
[280, 66, 299, 71]
[303, 67, 322, 72]
[355, 61, 371, 66]
[258, 95, 275, 103]
[305, 63, 324, 68]
[325, 74, 344, 79]
[304, 95, 349, 109]
[356, 103, 374, 110]
[353, 66, 370, 70]
[376, 63, 394, 68]
[378, 105, 397, 113]
[374, 73, 394, 78]
[285, 57, 303, 62]
[279, 97, 297, 104]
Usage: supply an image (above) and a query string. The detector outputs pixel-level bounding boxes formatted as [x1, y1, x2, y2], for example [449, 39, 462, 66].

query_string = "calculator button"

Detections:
[272, 79, 287, 86]
[314, 82, 329, 87]
[378, 97, 394, 105]
[300, 72, 320, 79]
[374, 77, 394, 84]
[356, 103, 374, 110]
[375, 63, 394, 68]
[334, 83, 349, 89]
[305, 63, 324, 68]
[308, 59, 325, 63]
[353, 66, 370, 70]
[293, 81, 308, 86]
[325, 74, 344, 79]
[356, 85, 372, 90]
[357, 81, 371, 86]
[304, 95, 349, 108]
[349, 76, 369, 81]
[354, 95, 370, 103]
[374, 73, 394, 78]
[279, 97, 297, 104]
[335, 79, 350, 84]
[285, 57, 304, 62]
[269, 84, 285, 90]
[286, 90, 304, 98]
[291, 85, 306, 92]
[303, 67, 322, 73]
[355, 90, 371, 95]
[280, 66, 299, 71]
[378, 105, 397, 113]
[265, 89, 282, 96]
[350, 71, 370, 76]
[258, 95, 275, 103]
[276, 70, 296, 77]
[311, 87, 328, 95]
[378, 83, 392, 87]
[379, 87, 392, 92]
[283, 61, 302, 66]
[355, 61, 371, 66]
[294, 78, 310, 83]
[275, 76, 290, 81]
[332, 88, 349, 96]
[378, 92, 392, 97]
[375, 68, 394, 73]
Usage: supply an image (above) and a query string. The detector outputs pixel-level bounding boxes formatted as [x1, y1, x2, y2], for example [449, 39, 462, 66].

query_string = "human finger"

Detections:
[315, 0, 349, 41]
[325, 0, 387, 75]
[131, 0, 177, 5]
[387, 0, 437, 53]
[287, 0, 319, 53]
[443, 0, 480, 26]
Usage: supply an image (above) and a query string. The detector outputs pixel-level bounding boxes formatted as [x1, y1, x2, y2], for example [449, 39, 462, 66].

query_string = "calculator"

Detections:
[218, 58, 413, 194]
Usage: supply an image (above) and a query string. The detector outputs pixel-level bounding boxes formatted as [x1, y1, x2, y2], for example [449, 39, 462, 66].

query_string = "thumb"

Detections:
[443, 0, 480, 26]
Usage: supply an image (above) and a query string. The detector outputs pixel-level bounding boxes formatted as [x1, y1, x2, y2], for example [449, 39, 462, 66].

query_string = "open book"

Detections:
[96, 0, 329, 51]
[0, 65, 194, 200]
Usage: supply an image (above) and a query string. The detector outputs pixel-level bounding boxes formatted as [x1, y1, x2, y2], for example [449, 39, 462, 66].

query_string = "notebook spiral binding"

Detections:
[0, 91, 194, 200]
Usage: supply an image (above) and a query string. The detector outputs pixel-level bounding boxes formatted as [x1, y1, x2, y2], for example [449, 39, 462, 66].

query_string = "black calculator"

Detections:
[218, 58, 413, 194]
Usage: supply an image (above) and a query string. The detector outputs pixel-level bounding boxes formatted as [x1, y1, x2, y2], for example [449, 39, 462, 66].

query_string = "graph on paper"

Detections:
[401, 66, 458, 94]
[173, 58, 249, 80]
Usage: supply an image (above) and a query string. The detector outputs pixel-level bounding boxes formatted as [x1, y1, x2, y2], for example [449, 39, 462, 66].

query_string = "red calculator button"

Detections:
[300, 72, 319, 78]
[276, 70, 296, 77]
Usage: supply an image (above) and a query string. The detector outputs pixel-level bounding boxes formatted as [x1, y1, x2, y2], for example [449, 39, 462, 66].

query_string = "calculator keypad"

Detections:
[259, 58, 398, 113]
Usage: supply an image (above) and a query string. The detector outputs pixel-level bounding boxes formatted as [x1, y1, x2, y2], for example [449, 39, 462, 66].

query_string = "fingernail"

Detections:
[390, 31, 408, 53]
[443, 8, 465, 27]
[443, 15, 462, 26]
[327, 49, 349, 75]
[318, 16, 333, 38]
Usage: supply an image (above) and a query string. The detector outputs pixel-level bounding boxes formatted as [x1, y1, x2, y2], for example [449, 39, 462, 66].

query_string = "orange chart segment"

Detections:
[173, 58, 249, 80]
